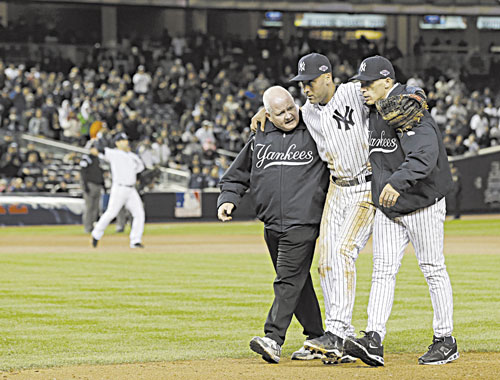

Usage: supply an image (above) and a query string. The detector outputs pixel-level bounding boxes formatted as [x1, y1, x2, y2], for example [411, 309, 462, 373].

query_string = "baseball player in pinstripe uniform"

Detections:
[252, 53, 375, 363]
[344, 55, 458, 366]
[91, 133, 146, 248]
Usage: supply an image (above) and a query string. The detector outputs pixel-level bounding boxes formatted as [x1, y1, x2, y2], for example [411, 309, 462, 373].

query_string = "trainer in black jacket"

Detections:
[217, 86, 329, 363]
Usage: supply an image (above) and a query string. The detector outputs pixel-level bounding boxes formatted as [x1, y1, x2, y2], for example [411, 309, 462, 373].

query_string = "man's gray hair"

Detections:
[262, 86, 292, 113]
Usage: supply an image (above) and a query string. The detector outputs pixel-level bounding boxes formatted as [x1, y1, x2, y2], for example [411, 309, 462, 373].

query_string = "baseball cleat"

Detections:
[322, 354, 358, 365]
[291, 346, 322, 360]
[92, 237, 98, 248]
[418, 336, 459, 365]
[344, 331, 384, 367]
[249, 336, 281, 364]
[131, 243, 144, 248]
[304, 331, 343, 359]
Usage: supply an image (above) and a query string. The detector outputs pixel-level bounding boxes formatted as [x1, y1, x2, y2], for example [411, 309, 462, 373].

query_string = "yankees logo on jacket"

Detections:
[217, 115, 329, 232]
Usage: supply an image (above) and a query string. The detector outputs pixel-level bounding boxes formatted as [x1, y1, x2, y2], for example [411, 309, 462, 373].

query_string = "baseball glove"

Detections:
[375, 94, 428, 133]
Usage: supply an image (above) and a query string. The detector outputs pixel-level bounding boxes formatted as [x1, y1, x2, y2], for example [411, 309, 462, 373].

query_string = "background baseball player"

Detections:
[252, 53, 375, 362]
[344, 55, 458, 366]
[91, 132, 146, 248]
[79, 142, 104, 234]
[218, 86, 329, 364]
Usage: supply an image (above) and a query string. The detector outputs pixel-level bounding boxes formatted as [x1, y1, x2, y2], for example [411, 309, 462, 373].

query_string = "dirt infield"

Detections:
[2, 353, 500, 380]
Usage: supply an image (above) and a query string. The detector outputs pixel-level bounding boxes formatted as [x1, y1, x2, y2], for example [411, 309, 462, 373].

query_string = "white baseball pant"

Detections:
[318, 181, 375, 339]
[92, 184, 145, 246]
[367, 198, 453, 341]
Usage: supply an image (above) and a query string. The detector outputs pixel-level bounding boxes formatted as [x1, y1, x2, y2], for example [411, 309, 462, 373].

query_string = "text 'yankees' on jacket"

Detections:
[217, 116, 329, 232]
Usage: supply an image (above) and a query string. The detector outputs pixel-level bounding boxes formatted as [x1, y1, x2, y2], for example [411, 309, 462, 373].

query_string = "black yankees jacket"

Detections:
[368, 84, 453, 219]
[217, 116, 329, 232]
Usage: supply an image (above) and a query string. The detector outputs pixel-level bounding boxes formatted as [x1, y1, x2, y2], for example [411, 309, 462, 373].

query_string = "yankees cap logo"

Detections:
[360, 62, 367, 72]
[299, 61, 306, 72]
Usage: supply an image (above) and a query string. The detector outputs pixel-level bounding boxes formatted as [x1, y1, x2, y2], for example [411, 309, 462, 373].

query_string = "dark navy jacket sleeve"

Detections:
[217, 134, 254, 209]
[388, 120, 439, 192]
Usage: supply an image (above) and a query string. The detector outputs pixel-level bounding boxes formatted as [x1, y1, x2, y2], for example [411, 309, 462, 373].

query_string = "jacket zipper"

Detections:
[280, 132, 285, 232]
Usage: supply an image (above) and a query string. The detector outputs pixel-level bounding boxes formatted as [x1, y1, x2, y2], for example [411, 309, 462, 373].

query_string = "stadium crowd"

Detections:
[1, 31, 500, 194]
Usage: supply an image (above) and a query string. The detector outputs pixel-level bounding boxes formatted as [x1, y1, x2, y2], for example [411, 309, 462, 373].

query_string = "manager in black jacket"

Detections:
[344, 56, 458, 367]
[217, 86, 329, 364]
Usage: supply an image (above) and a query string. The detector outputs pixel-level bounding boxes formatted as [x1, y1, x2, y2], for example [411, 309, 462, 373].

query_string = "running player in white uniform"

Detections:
[252, 53, 376, 362]
[91, 133, 146, 248]
[344, 55, 458, 367]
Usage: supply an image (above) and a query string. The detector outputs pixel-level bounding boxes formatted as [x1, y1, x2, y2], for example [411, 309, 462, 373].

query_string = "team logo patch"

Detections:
[299, 61, 306, 72]
[360, 62, 367, 72]
[380, 69, 390, 77]
[319, 65, 328, 72]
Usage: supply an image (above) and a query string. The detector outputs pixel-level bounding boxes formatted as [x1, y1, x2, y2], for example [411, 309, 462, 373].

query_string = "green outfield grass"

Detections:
[0, 219, 499, 370]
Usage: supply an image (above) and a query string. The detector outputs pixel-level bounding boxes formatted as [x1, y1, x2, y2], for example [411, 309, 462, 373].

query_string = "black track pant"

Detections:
[263, 225, 324, 346]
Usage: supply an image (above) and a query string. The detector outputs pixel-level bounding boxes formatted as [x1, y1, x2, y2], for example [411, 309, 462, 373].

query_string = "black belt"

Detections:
[330, 174, 372, 187]
[117, 184, 134, 188]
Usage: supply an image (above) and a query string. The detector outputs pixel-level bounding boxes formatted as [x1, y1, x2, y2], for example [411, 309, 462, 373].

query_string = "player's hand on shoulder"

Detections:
[217, 203, 235, 222]
[250, 107, 266, 133]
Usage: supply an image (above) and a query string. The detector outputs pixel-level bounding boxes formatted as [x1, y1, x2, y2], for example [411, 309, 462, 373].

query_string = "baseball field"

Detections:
[0, 217, 499, 379]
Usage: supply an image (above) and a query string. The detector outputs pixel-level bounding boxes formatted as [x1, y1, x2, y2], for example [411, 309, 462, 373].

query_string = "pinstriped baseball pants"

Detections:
[318, 181, 375, 339]
[367, 198, 454, 341]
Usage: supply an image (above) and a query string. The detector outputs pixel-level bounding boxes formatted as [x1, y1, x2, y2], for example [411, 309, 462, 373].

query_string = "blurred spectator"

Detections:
[132, 65, 152, 95]
[18, 151, 43, 179]
[470, 107, 490, 145]
[28, 108, 51, 137]
[51, 180, 69, 193]
[0, 142, 23, 178]
[205, 165, 220, 188]
[137, 137, 157, 169]
[151, 136, 171, 167]
[188, 165, 205, 189]
[23, 176, 37, 192]
[463, 134, 480, 156]
[195, 120, 217, 159]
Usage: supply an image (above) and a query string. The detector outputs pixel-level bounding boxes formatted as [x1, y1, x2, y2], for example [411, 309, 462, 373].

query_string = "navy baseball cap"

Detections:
[113, 132, 128, 144]
[290, 53, 332, 82]
[350, 55, 395, 82]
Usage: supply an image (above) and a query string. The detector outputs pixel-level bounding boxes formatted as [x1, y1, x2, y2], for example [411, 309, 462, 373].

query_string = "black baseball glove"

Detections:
[375, 93, 428, 133]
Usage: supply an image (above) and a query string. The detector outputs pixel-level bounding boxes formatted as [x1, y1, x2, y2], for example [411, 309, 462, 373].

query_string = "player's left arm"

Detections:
[387, 119, 439, 194]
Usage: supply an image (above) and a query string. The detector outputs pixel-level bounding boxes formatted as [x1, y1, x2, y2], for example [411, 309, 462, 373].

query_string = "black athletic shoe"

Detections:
[304, 331, 343, 358]
[131, 243, 144, 248]
[418, 336, 459, 365]
[344, 331, 384, 367]
[92, 238, 98, 248]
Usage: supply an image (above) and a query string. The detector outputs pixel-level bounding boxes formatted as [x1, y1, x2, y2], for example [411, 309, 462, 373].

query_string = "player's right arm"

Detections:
[250, 107, 266, 133]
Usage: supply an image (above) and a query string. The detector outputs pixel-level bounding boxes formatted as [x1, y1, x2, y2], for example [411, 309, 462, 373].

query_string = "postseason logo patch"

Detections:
[319, 65, 328, 72]
[380, 69, 391, 77]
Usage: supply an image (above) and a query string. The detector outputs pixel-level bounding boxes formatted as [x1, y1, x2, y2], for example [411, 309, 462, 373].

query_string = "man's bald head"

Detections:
[262, 86, 299, 132]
